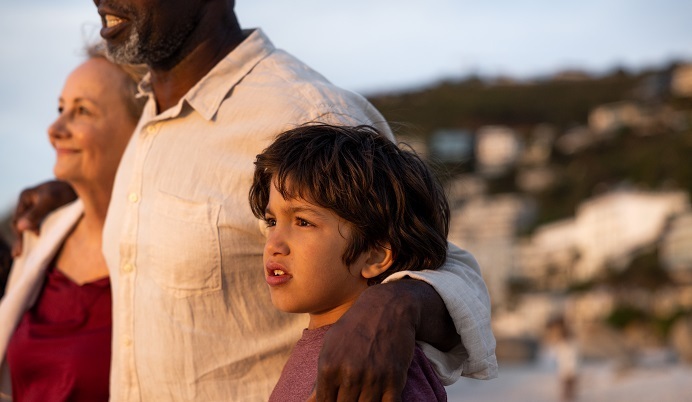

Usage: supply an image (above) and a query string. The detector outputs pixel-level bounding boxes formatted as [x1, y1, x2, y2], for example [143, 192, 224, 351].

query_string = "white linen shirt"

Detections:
[103, 28, 496, 402]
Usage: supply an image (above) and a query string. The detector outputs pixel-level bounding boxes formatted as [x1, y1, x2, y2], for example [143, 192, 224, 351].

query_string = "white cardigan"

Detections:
[0, 200, 84, 400]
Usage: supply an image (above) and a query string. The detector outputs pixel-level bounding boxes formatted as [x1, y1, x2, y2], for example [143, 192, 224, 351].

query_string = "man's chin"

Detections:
[104, 32, 145, 65]
[107, 46, 143, 65]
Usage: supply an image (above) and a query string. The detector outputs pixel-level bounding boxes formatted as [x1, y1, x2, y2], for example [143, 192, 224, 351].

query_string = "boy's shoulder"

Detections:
[402, 345, 448, 401]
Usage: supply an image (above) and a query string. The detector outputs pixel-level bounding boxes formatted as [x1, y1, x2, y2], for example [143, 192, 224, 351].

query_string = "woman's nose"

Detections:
[47, 113, 70, 141]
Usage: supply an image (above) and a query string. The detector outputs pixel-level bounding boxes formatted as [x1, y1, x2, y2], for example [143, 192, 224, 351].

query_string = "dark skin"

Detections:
[0, 237, 12, 299]
[11, 180, 75, 257]
[95, 0, 246, 113]
[15, 0, 462, 400]
[310, 280, 458, 402]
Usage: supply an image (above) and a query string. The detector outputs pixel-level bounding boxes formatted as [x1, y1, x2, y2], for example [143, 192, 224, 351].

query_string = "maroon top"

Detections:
[269, 324, 447, 402]
[6, 263, 112, 402]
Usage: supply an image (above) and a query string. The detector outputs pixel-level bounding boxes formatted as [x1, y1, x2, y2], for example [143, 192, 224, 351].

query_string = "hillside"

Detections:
[368, 70, 641, 133]
[367, 66, 692, 227]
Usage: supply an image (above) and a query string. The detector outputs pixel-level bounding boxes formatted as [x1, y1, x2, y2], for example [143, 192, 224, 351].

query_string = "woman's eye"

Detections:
[77, 106, 91, 115]
[57, 106, 64, 114]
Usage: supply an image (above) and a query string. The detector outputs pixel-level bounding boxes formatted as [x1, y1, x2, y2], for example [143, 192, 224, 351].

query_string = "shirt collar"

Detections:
[136, 28, 275, 121]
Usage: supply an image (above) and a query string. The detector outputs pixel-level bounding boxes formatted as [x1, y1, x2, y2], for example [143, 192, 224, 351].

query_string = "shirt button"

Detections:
[128, 193, 139, 203]
[123, 263, 134, 273]
[123, 338, 133, 347]
[147, 124, 157, 134]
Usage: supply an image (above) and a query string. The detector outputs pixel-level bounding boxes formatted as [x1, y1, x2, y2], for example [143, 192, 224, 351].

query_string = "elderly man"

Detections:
[13, 0, 496, 400]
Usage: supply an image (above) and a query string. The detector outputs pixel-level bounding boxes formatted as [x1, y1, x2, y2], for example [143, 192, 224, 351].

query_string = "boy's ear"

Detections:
[360, 244, 394, 279]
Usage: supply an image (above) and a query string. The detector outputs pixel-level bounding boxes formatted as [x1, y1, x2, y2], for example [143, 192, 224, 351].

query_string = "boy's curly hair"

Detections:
[249, 124, 449, 284]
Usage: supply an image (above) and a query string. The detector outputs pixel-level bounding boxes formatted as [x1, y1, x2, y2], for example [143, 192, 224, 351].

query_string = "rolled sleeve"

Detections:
[382, 242, 498, 383]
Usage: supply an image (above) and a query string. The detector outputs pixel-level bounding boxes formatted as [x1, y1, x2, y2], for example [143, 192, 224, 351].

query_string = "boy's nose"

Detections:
[265, 229, 289, 256]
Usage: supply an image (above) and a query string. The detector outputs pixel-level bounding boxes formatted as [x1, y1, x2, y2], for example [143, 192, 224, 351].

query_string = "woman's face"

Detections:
[48, 57, 138, 189]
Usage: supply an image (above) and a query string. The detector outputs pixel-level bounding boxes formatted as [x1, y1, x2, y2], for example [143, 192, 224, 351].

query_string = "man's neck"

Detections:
[149, 22, 246, 113]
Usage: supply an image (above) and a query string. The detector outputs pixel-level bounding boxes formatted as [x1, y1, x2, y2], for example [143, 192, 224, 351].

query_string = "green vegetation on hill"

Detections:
[368, 72, 639, 134]
[368, 67, 692, 227]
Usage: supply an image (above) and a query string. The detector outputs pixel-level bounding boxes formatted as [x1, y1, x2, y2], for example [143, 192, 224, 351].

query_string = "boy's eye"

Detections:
[297, 218, 312, 227]
[77, 106, 91, 116]
[264, 218, 276, 227]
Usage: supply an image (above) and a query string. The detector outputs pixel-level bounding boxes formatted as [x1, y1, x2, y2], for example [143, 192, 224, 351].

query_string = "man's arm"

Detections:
[11, 180, 76, 256]
[310, 279, 459, 402]
[382, 243, 497, 383]
[310, 243, 497, 401]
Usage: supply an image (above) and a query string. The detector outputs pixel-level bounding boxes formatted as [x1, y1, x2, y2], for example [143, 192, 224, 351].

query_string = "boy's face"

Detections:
[262, 181, 370, 329]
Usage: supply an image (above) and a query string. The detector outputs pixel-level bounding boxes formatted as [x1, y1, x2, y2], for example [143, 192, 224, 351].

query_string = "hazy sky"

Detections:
[1, 0, 691, 211]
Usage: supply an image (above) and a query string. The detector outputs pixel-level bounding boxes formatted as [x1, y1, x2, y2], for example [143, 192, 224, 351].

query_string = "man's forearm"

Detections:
[12, 180, 77, 256]
[360, 278, 460, 352]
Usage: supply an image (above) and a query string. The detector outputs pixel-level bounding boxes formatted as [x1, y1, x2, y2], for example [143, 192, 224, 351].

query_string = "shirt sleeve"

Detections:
[382, 242, 498, 384]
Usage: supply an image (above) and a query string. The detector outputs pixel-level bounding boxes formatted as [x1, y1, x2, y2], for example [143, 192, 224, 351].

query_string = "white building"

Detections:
[588, 101, 660, 135]
[492, 293, 565, 338]
[573, 190, 689, 280]
[475, 126, 522, 176]
[449, 194, 532, 305]
[660, 211, 692, 283]
[518, 190, 690, 284]
[671, 64, 692, 97]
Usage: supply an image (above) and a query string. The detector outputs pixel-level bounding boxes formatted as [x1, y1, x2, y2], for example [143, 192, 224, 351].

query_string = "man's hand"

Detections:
[11, 180, 76, 256]
[309, 279, 457, 402]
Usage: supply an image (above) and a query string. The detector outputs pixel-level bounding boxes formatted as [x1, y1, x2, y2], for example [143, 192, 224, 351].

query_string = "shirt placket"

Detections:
[118, 119, 160, 401]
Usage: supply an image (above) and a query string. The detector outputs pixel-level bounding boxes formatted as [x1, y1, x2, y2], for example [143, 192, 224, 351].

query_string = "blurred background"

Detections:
[2, 1, 692, 400]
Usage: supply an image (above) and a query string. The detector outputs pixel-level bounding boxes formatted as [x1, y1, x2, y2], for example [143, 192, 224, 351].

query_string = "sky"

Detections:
[1, 0, 691, 212]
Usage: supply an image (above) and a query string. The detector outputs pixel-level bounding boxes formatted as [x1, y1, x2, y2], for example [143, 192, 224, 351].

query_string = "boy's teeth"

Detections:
[273, 270, 285, 276]
[105, 15, 124, 28]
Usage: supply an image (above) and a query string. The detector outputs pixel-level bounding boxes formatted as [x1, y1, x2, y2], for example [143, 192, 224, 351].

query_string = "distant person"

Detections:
[0, 238, 11, 299]
[0, 45, 146, 401]
[12, 0, 497, 399]
[249, 124, 450, 401]
[546, 316, 580, 402]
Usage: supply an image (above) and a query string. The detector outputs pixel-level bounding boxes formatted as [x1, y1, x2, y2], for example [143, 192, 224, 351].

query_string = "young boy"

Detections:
[249, 124, 450, 401]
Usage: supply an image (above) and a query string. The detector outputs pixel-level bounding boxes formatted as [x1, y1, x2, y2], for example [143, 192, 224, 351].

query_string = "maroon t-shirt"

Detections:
[269, 324, 447, 402]
[6, 264, 112, 402]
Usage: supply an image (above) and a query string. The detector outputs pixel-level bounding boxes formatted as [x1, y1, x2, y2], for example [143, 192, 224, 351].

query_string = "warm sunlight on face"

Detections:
[262, 181, 371, 329]
[47, 58, 137, 189]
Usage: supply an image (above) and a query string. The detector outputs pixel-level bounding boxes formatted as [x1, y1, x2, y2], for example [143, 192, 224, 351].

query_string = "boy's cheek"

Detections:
[257, 219, 269, 238]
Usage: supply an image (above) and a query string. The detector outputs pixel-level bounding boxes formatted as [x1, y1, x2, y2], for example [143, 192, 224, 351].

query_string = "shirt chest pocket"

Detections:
[144, 192, 222, 297]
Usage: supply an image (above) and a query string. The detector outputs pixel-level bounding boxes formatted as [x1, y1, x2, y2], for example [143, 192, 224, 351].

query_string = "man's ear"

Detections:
[360, 244, 394, 279]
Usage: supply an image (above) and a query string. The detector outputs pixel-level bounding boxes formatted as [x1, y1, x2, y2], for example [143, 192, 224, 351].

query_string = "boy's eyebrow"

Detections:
[289, 205, 328, 219]
[263, 204, 328, 220]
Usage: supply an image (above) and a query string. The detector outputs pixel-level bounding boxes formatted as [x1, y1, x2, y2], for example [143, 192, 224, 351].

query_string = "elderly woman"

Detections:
[0, 45, 146, 401]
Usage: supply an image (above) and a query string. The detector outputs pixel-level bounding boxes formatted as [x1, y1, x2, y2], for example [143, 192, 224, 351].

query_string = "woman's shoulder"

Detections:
[17, 199, 83, 262]
[41, 199, 84, 231]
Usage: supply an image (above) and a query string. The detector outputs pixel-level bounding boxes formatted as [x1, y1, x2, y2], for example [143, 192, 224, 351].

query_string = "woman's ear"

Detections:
[360, 244, 394, 279]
